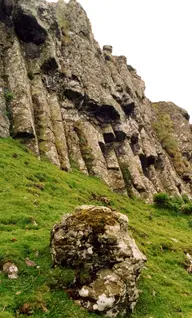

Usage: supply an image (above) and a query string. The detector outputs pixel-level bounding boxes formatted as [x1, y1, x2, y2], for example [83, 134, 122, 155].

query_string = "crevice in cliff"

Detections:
[74, 123, 95, 175]
[139, 154, 156, 178]
[130, 133, 139, 154]
[13, 131, 35, 139]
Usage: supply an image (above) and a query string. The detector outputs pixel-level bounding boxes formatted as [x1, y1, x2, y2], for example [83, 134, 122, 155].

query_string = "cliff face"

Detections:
[0, 0, 192, 201]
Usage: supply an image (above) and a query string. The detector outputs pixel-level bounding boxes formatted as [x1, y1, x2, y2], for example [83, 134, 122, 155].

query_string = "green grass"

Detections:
[0, 138, 192, 318]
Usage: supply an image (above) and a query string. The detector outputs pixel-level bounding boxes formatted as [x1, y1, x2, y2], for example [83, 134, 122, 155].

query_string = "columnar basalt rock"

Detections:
[51, 205, 147, 317]
[0, 0, 192, 200]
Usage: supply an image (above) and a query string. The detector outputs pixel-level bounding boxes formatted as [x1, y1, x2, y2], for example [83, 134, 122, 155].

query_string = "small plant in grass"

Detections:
[153, 192, 170, 209]
[154, 192, 192, 213]
[0, 312, 14, 318]
[168, 195, 183, 212]
[154, 193, 184, 211]
[188, 218, 192, 228]
[48, 267, 75, 290]
[181, 194, 190, 203]
[180, 203, 192, 215]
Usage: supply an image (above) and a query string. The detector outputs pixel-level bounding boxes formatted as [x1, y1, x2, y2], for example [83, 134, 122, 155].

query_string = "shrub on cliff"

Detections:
[154, 192, 192, 214]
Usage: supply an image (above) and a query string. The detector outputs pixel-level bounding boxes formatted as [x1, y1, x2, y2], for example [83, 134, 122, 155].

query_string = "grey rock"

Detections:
[3, 262, 18, 279]
[51, 205, 146, 317]
[103, 45, 113, 53]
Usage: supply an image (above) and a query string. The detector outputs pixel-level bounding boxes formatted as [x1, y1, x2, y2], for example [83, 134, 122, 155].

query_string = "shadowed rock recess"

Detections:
[0, 0, 192, 201]
[51, 205, 147, 317]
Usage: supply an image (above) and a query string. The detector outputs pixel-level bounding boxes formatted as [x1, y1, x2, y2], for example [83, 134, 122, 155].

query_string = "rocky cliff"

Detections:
[0, 0, 192, 201]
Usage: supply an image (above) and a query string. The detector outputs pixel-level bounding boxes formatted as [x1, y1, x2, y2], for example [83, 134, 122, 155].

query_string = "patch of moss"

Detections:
[120, 163, 134, 197]
[71, 208, 118, 234]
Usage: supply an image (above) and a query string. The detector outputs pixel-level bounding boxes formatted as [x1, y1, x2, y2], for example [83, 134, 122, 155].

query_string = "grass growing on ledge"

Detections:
[0, 138, 192, 317]
[56, 0, 71, 45]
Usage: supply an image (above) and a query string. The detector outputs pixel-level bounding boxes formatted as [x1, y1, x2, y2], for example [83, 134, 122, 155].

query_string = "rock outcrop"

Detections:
[51, 205, 146, 317]
[0, 0, 192, 200]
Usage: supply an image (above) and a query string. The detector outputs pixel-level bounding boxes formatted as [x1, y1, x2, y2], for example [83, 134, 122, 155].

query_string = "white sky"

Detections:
[47, 0, 192, 120]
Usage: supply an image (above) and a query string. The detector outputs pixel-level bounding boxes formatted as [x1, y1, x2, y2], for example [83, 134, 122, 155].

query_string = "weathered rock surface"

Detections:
[3, 262, 18, 279]
[51, 205, 146, 317]
[0, 0, 192, 200]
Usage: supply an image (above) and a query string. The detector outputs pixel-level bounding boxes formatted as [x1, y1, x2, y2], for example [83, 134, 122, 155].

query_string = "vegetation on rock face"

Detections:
[119, 163, 134, 197]
[152, 103, 187, 175]
[3, 90, 13, 122]
[56, 0, 71, 45]
[27, 71, 34, 81]
[0, 138, 192, 317]
[4, 90, 14, 104]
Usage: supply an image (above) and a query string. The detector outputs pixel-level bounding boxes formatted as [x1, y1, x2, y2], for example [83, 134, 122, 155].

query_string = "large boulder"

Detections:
[50, 205, 146, 317]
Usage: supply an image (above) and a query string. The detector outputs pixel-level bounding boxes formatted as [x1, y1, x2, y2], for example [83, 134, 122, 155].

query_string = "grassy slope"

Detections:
[0, 138, 192, 318]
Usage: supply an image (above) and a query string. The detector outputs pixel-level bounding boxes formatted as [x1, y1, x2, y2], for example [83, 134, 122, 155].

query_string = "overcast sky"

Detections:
[47, 0, 192, 120]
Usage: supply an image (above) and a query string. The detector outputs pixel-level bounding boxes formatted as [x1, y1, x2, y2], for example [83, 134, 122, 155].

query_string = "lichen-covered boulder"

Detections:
[50, 205, 146, 317]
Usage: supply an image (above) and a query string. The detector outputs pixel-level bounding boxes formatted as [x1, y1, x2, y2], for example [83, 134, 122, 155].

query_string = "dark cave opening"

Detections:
[122, 102, 135, 116]
[13, 10, 47, 45]
[139, 154, 156, 177]
[85, 103, 120, 122]
[13, 132, 35, 139]
[41, 58, 58, 74]
[64, 89, 83, 101]
[103, 132, 115, 144]
[182, 174, 191, 183]
[130, 133, 139, 154]
[115, 130, 126, 143]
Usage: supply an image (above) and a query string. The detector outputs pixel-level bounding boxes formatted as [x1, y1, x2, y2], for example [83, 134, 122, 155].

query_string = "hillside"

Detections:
[0, 138, 192, 318]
